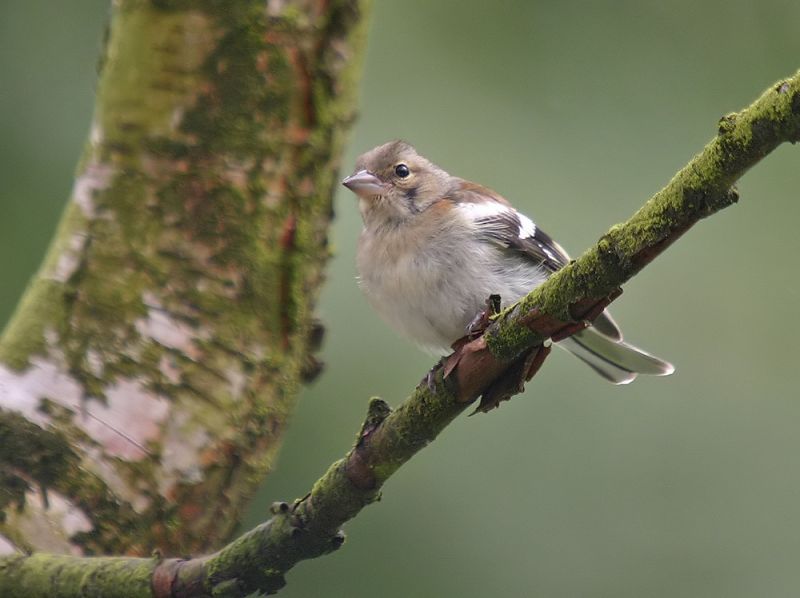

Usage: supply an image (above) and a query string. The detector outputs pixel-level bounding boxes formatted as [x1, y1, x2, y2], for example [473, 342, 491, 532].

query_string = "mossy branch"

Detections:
[2, 72, 798, 597]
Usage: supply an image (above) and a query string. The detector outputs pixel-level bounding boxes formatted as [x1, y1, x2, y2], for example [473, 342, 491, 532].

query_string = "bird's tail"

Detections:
[558, 326, 674, 385]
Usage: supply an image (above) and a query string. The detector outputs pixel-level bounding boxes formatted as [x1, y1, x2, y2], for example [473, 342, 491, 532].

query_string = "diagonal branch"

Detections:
[2, 71, 798, 597]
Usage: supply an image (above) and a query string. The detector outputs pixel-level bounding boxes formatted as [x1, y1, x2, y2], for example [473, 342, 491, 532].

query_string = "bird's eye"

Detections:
[394, 164, 410, 178]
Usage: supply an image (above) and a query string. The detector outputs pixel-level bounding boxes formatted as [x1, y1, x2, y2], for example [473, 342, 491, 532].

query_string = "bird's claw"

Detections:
[456, 290, 622, 414]
[465, 294, 502, 339]
[423, 359, 445, 391]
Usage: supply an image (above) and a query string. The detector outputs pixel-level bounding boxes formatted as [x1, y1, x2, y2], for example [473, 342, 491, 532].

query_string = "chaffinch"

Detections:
[342, 140, 673, 384]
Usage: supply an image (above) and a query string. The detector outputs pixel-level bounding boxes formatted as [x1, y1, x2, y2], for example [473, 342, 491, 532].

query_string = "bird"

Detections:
[342, 140, 673, 385]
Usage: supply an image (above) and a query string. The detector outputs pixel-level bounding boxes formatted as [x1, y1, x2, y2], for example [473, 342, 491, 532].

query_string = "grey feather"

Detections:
[591, 310, 623, 342]
[470, 208, 570, 273]
[559, 328, 674, 384]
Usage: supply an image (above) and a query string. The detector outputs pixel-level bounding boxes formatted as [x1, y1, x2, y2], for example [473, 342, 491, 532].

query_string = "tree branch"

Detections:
[1, 71, 797, 598]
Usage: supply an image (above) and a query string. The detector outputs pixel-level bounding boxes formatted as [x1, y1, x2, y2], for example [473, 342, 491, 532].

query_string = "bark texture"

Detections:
[2, 69, 797, 598]
[0, 0, 369, 557]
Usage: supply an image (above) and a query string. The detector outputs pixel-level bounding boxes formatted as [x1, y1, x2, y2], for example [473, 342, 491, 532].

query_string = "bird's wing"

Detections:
[450, 179, 623, 341]
[449, 179, 570, 272]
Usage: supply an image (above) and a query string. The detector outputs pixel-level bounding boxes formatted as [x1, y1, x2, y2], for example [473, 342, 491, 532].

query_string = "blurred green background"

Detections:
[2, 1, 800, 596]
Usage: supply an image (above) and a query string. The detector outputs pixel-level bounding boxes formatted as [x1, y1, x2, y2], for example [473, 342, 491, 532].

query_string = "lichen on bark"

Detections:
[0, 0, 370, 557]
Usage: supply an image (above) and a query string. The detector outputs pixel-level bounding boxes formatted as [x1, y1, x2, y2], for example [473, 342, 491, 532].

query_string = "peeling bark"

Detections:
[0, 0, 369, 556]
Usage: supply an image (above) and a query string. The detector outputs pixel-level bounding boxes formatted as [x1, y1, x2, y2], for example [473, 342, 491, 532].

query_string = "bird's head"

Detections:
[342, 140, 450, 225]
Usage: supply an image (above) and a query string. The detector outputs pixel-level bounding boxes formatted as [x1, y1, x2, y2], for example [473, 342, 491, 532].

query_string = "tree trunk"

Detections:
[0, 0, 369, 557]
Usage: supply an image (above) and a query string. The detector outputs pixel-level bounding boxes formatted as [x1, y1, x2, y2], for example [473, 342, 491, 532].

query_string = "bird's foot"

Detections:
[423, 359, 446, 392]
[444, 294, 503, 383]
[448, 290, 622, 415]
[465, 294, 502, 340]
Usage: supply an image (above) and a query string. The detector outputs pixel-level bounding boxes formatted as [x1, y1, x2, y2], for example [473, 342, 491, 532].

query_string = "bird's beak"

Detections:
[342, 170, 386, 196]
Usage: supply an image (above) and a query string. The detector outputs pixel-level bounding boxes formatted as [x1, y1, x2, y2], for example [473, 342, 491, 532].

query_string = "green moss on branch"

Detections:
[0, 554, 154, 598]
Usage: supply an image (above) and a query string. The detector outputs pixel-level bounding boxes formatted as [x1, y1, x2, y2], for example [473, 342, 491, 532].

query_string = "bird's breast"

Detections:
[356, 221, 518, 352]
